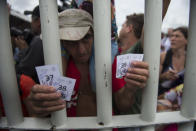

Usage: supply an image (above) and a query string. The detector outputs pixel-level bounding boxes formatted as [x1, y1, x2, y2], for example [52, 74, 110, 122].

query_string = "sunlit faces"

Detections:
[61, 30, 93, 64]
[170, 30, 187, 50]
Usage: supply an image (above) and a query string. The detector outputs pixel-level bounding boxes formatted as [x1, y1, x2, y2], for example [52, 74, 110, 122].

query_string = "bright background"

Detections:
[7, 0, 190, 33]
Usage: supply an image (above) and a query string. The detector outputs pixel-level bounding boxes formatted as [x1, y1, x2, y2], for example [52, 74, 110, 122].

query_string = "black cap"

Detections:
[24, 5, 40, 18]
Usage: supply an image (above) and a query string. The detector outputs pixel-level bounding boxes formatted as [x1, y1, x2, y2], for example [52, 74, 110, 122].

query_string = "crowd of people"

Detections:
[0, 0, 191, 131]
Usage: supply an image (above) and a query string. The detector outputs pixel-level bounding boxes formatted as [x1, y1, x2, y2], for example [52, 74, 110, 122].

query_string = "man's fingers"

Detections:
[26, 84, 67, 117]
[124, 61, 149, 89]
[32, 104, 66, 116]
[34, 99, 66, 107]
[127, 67, 149, 78]
[29, 91, 62, 101]
[31, 84, 56, 93]
[131, 61, 149, 69]
[125, 73, 147, 83]
[124, 77, 146, 89]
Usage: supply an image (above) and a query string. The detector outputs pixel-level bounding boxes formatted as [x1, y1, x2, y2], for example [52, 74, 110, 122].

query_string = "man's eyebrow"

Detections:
[86, 33, 93, 35]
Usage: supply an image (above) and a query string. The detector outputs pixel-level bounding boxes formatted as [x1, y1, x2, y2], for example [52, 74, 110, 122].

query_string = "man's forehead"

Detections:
[61, 29, 93, 41]
[32, 15, 39, 21]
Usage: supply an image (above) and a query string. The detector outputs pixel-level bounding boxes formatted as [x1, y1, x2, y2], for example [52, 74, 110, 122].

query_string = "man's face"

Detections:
[31, 16, 41, 35]
[62, 30, 93, 64]
[119, 21, 130, 40]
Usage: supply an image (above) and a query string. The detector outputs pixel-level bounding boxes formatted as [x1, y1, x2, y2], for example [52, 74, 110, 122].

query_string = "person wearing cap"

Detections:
[0, 7, 42, 122]
[15, 5, 44, 83]
[30, 6, 41, 36]
[23, 9, 149, 119]
[24, 5, 41, 36]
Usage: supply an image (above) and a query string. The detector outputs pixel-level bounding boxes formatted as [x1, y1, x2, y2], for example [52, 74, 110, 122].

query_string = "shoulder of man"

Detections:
[30, 35, 42, 46]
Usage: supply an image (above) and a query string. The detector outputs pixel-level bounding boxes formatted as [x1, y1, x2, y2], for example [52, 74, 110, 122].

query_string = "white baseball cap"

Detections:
[59, 9, 93, 41]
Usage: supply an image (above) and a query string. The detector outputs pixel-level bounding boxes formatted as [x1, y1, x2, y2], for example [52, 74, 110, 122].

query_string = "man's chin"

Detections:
[77, 57, 89, 63]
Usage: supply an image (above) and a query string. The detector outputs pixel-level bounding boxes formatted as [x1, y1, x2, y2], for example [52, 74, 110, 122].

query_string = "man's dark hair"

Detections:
[80, 1, 93, 17]
[126, 13, 144, 39]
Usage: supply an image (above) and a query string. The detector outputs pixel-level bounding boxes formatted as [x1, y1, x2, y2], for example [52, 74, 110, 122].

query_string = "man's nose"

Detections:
[77, 42, 86, 54]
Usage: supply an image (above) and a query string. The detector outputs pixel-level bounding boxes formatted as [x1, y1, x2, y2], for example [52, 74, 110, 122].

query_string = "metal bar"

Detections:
[181, 0, 196, 119]
[178, 121, 194, 131]
[141, 0, 162, 121]
[0, 0, 24, 126]
[93, 0, 113, 128]
[141, 0, 162, 130]
[0, 0, 195, 130]
[39, 0, 67, 127]
[140, 126, 155, 131]
[180, 1, 196, 130]
[0, 111, 194, 130]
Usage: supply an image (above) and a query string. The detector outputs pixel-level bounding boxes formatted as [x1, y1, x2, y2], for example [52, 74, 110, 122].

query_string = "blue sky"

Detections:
[7, 0, 190, 33]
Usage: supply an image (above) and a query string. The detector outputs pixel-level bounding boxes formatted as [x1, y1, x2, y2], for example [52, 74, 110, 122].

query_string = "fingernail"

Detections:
[57, 92, 62, 97]
[131, 61, 136, 66]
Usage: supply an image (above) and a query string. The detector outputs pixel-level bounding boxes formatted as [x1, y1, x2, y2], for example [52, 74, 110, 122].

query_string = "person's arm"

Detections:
[15, 36, 29, 50]
[114, 61, 149, 112]
[16, 37, 44, 81]
[159, 52, 178, 82]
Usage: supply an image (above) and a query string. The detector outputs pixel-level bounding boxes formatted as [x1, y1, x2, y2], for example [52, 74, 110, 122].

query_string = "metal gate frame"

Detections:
[0, 0, 196, 130]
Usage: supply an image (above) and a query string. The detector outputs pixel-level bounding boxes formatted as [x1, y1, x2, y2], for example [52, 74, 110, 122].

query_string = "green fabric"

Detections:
[125, 40, 143, 54]
[120, 40, 143, 115]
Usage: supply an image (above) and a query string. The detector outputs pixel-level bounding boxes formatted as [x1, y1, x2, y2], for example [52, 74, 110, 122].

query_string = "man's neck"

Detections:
[120, 35, 139, 53]
[75, 61, 89, 76]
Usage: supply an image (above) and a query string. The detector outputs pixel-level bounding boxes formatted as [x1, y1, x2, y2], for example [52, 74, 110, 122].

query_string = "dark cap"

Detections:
[24, 5, 40, 18]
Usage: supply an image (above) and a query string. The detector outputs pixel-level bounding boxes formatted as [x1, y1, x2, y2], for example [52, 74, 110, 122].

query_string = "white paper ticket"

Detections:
[36, 65, 76, 101]
[116, 54, 144, 78]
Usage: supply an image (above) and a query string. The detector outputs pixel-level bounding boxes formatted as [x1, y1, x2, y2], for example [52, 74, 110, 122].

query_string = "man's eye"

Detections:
[83, 34, 92, 40]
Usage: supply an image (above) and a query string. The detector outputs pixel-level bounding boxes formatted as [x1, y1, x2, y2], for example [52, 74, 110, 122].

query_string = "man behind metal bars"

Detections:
[24, 9, 149, 117]
[112, 13, 144, 117]
[113, 0, 171, 116]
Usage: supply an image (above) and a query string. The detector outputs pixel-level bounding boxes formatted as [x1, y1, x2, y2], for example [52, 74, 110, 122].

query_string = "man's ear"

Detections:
[126, 24, 133, 33]
[38, 18, 41, 27]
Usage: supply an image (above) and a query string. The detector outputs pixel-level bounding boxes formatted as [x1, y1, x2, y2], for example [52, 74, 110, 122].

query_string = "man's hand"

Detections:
[14, 37, 28, 50]
[124, 61, 149, 90]
[114, 61, 149, 112]
[24, 84, 66, 117]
